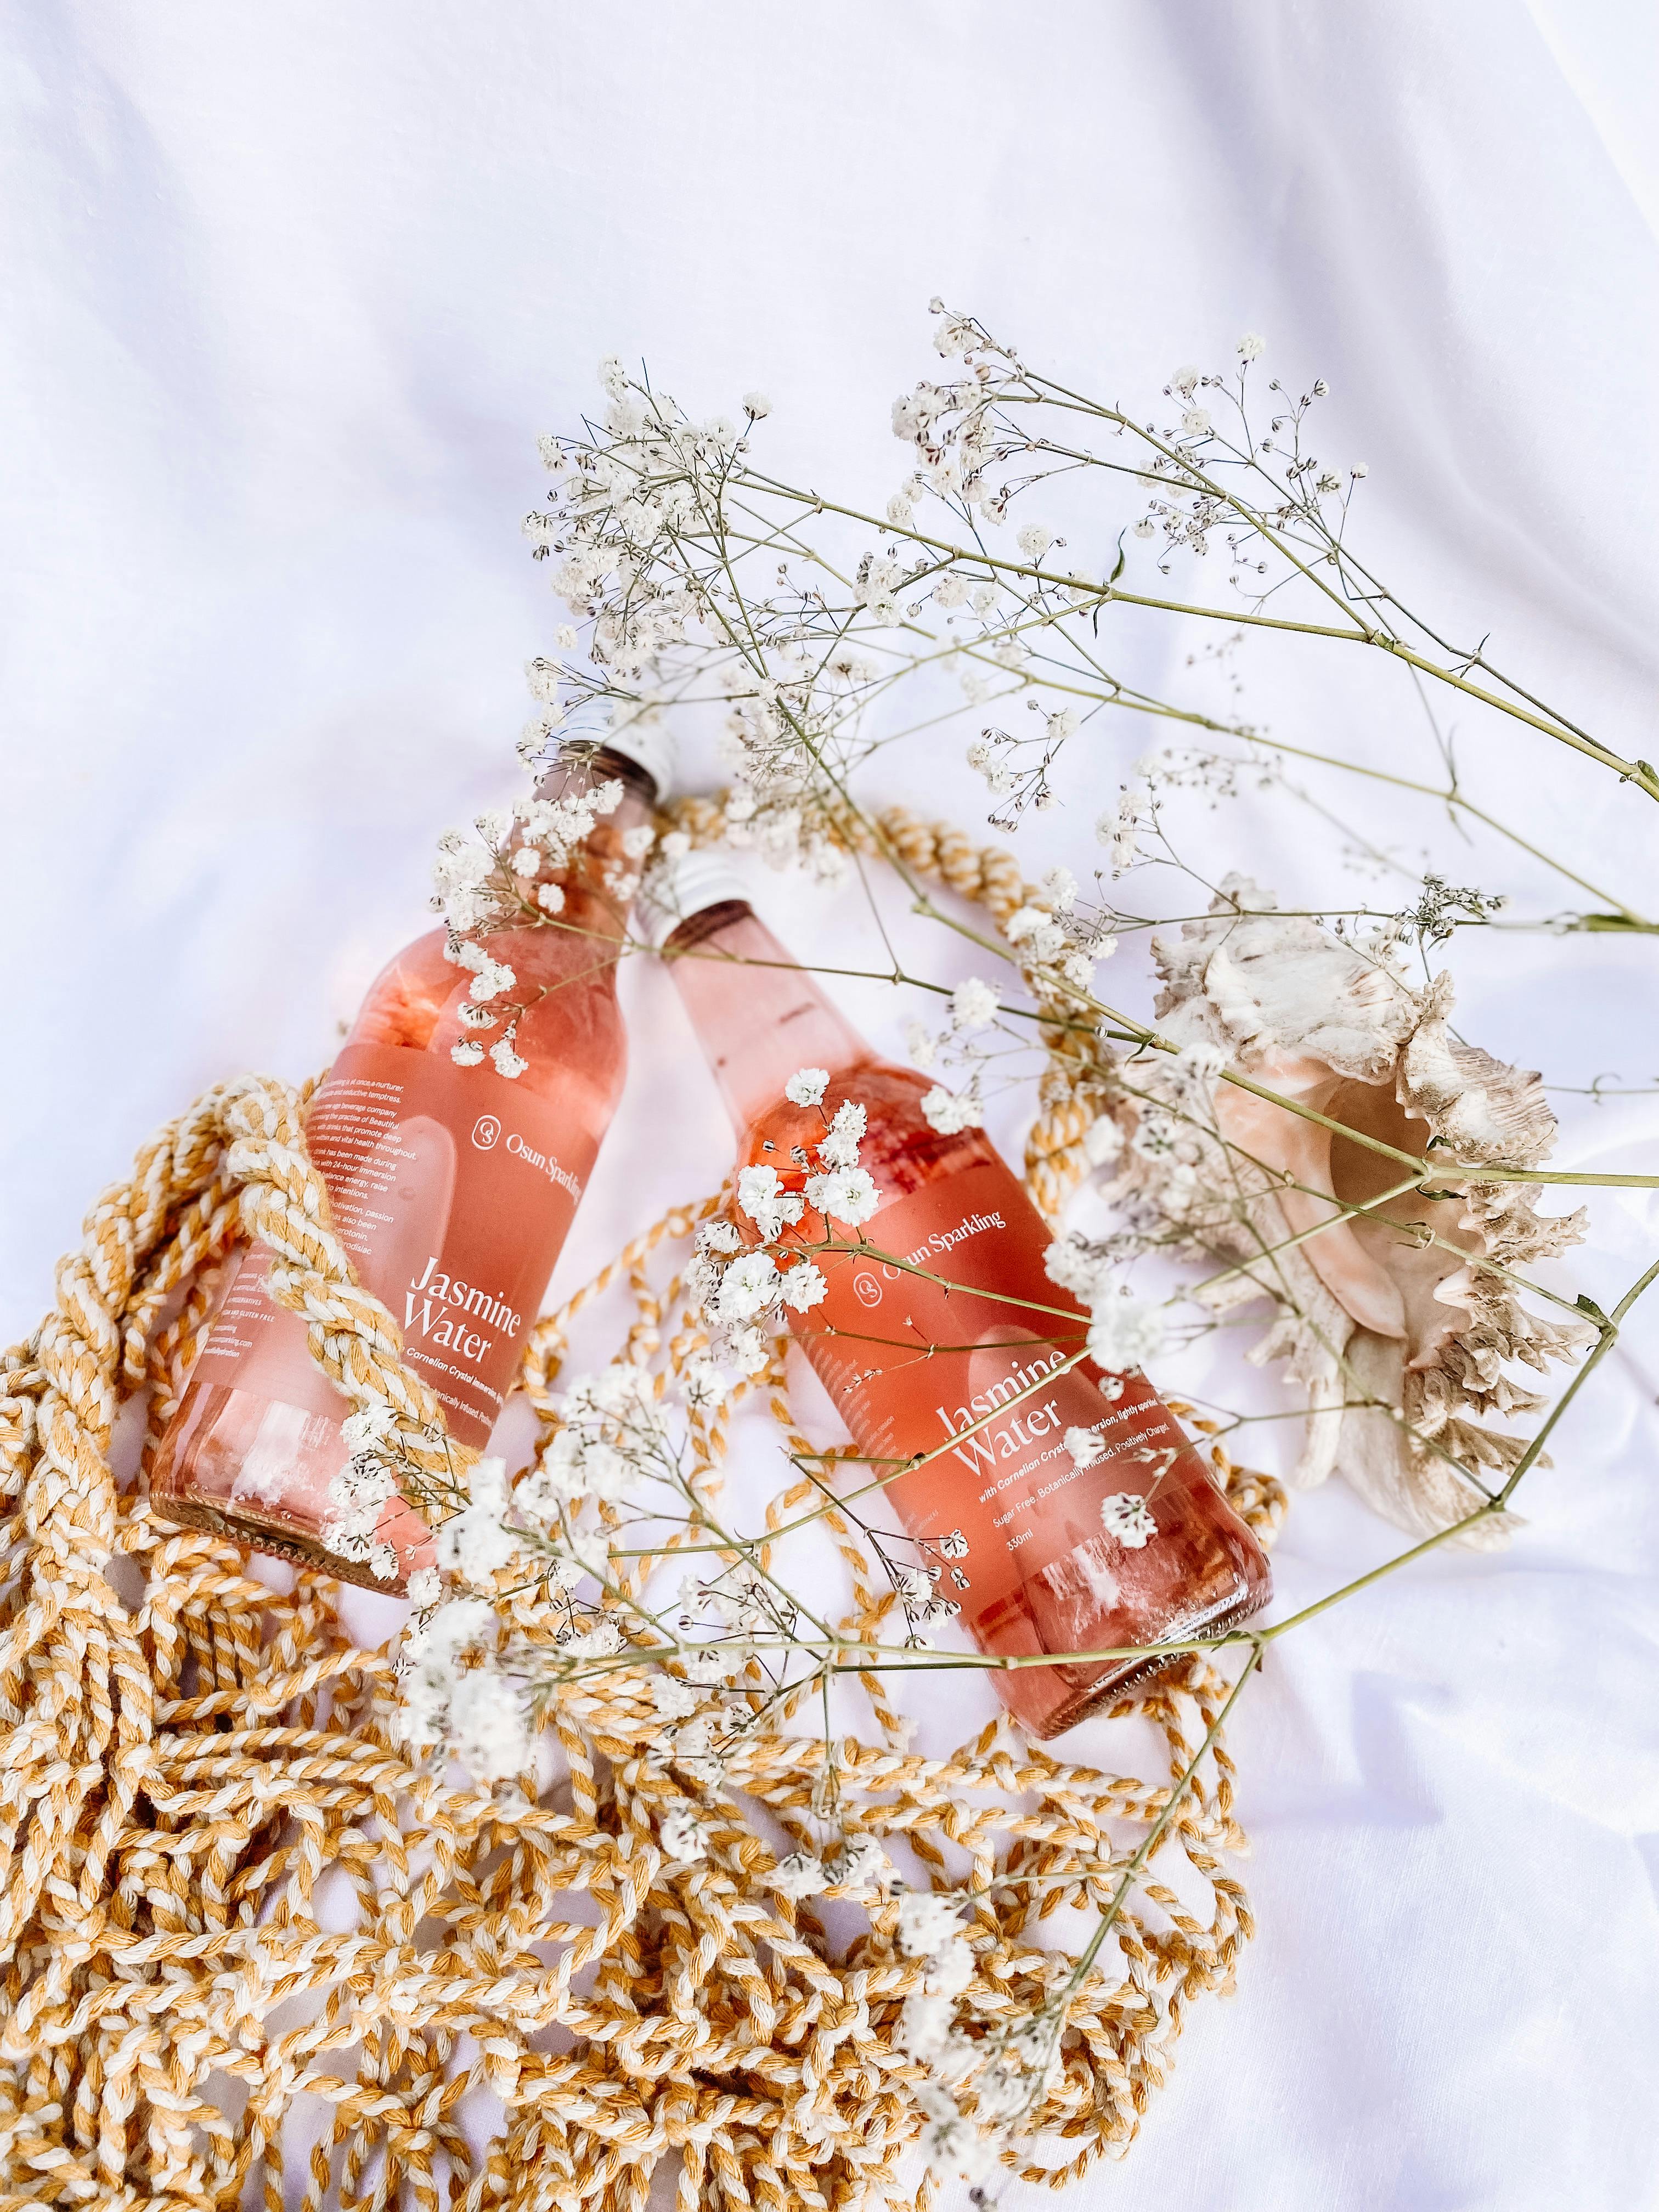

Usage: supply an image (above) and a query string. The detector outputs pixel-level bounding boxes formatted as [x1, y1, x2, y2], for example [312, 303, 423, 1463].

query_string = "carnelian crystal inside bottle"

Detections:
[150, 743, 664, 1590]
[658, 884, 1271, 1738]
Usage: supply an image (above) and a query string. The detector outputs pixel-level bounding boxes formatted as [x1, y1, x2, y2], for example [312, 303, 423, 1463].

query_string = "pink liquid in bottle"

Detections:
[151, 743, 664, 1589]
[656, 878, 1271, 1739]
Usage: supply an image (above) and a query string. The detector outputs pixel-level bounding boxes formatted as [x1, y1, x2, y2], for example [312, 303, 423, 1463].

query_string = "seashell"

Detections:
[1082, 878, 1589, 1548]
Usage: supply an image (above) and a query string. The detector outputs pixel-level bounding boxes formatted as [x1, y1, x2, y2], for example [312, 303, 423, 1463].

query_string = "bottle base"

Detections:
[150, 1491, 414, 1595]
[1026, 1584, 1268, 1741]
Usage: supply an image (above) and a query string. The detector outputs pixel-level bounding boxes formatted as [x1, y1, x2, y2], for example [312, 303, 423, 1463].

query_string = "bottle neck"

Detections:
[515, 746, 656, 949]
[664, 902, 872, 1133]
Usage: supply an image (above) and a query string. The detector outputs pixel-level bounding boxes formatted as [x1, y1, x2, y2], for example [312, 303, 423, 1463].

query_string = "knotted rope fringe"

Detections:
[0, 812, 1284, 2208]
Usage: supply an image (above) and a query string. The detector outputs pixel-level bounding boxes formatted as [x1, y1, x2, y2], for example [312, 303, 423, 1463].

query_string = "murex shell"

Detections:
[1095, 877, 1589, 1547]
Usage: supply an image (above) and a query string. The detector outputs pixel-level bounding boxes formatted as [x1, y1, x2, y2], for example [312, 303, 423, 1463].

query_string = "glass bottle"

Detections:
[649, 854, 1271, 1738]
[150, 735, 670, 1589]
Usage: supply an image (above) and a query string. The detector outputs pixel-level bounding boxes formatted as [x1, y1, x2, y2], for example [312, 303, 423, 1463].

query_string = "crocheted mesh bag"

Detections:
[0, 811, 1283, 2210]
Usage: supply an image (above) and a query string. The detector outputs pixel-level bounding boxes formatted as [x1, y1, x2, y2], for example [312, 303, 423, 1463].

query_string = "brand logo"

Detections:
[853, 1272, 883, 1308]
[471, 1115, 501, 1152]
[505, 1130, 583, 1201]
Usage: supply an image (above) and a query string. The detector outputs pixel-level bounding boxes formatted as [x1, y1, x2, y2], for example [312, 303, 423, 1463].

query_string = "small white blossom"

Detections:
[816, 1098, 867, 1169]
[736, 1163, 805, 1239]
[899, 1991, 961, 2064]
[468, 957, 516, 1004]
[680, 1356, 729, 1410]
[450, 1040, 484, 1066]
[651, 1673, 702, 1722]
[924, 1934, 975, 1997]
[562, 1617, 624, 1659]
[727, 1324, 770, 1375]
[1086, 1292, 1167, 1374]
[950, 977, 998, 1033]
[1004, 905, 1067, 963]
[896, 1890, 966, 1957]
[921, 1085, 980, 1136]
[779, 1260, 827, 1312]
[1064, 1425, 1105, 1469]
[342, 1402, 398, 1451]
[918, 2098, 994, 2184]
[785, 1066, 830, 1107]
[1238, 331, 1265, 360]
[489, 1040, 528, 1080]
[536, 881, 565, 913]
[1015, 522, 1053, 563]
[660, 1803, 710, 1861]
[445, 1664, 531, 1782]
[1045, 1232, 1113, 1307]
[1084, 1116, 1125, 1167]
[804, 1166, 880, 1226]
[510, 845, 541, 878]
[742, 391, 772, 419]
[716, 1252, 782, 1323]
[771, 1850, 830, 1900]
[1101, 1491, 1159, 1548]
[1041, 864, 1077, 912]
[435, 1457, 520, 1585]
[1174, 1040, 1229, 1085]
[828, 1833, 890, 1895]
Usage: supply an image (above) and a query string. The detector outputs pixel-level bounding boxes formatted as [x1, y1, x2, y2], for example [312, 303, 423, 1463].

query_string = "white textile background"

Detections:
[4, 5, 1658, 2208]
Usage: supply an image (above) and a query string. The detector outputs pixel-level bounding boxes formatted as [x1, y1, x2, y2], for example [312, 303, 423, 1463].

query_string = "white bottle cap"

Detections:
[637, 847, 752, 947]
[590, 716, 677, 800]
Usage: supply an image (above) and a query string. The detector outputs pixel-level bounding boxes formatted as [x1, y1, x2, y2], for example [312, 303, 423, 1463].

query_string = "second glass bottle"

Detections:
[646, 850, 1272, 1739]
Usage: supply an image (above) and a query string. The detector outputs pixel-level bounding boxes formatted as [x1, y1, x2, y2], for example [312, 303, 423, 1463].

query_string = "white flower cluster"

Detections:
[1130, 341, 1366, 583]
[965, 703, 1088, 826]
[648, 1567, 807, 1786]
[1044, 1233, 1171, 1383]
[903, 974, 1006, 1135]
[512, 1363, 678, 1590]
[890, 329, 1011, 519]
[1088, 1281, 1169, 1376]
[431, 775, 624, 939]
[400, 1592, 531, 1783]
[891, 1553, 966, 1647]
[890, 1883, 1062, 2176]
[1095, 776, 1151, 875]
[390, 1347, 831, 1792]
[685, 1080, 880, 1374]
[1067, 1039, 1242, 1266]
[529, 366, 864, 878]
[433, 763, 642, 1079]
[320, 1398, 423, 1582]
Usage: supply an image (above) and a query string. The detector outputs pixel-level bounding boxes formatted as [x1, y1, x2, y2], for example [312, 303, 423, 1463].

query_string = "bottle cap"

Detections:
[637, 847, 752, 947]
[587, 716, 677, 800]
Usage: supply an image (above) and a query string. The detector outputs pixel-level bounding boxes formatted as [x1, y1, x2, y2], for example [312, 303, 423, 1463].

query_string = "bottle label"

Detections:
[799, 1159, 1196, 1647]
[195, 1043, 591, 1448]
